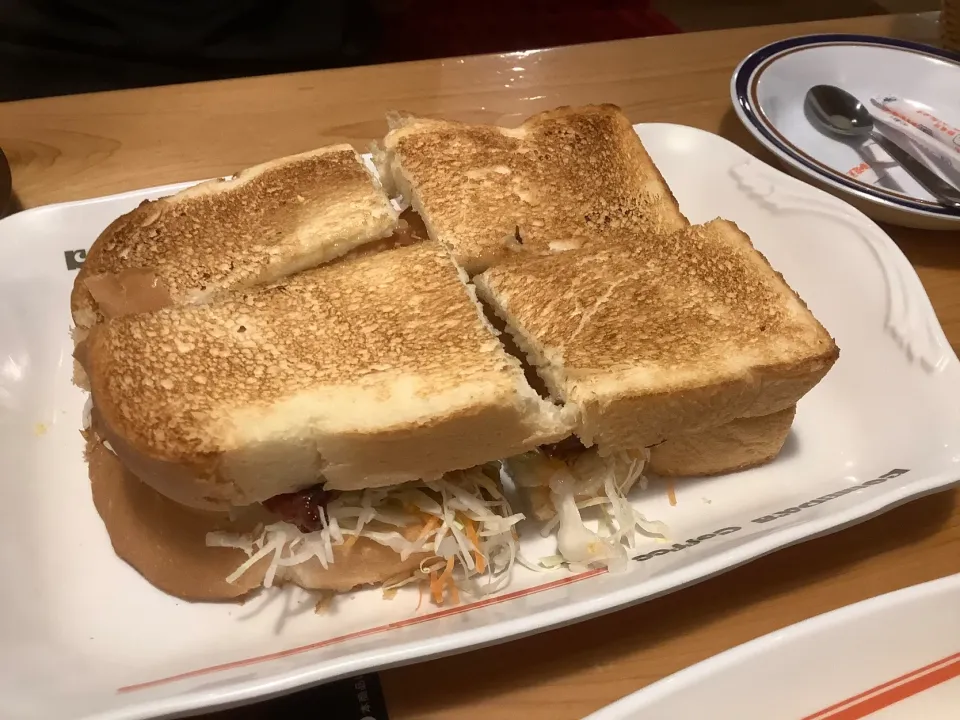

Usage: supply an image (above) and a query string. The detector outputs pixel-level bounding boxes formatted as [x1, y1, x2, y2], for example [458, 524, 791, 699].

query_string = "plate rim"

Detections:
[5, 122, 960, 720]
[584, 572, 960, 719]
[88, 472, 960, 720]
[730, 32, 960, 220]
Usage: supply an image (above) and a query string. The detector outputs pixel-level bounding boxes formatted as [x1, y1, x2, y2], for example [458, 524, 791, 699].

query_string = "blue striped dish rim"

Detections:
[731, 33, 960, 219]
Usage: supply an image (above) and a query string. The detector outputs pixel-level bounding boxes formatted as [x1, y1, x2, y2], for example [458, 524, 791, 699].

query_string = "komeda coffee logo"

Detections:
[751, 468, 908, 523]
[65, 249, 87, 271]
[633, 468, 909, 564]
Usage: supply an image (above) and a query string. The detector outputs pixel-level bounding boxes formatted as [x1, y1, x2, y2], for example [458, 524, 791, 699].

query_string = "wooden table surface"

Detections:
[4, 12, 959, 720]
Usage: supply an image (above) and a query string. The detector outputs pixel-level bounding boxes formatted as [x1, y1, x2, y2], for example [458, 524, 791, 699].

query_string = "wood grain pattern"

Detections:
[2, 12, 957, 719]
[0, 14, 938, 209]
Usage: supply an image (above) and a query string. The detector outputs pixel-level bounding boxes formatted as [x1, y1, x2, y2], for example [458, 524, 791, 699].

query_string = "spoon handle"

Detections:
[870, 132, 960, 209]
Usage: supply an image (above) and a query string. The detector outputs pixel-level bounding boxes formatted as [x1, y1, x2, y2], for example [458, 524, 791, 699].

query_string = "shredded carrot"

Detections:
[464, 519, 486, 573]
[428, 557, 457, 606]
[416, 515, 440, 542]
[415, 581, 425, 612]
[341, 535, 358, 553]
[666, 478, 677, 506]
[429, 570, 443, 605]
[439, 556, 455, 585]
[436, 554, 460, 604]
[447, 573, 460, 604]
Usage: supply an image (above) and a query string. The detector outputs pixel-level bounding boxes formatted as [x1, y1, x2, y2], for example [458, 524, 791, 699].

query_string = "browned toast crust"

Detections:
[382, 104, 688, 274]
[71, 145, 397, 330]
[81, 241, 568, 509]
[476, 219, 838, 450]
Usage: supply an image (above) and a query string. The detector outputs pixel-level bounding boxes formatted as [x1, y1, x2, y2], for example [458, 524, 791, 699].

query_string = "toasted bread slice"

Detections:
[380, 104, 688, 274]
[475, 219, 838, 450]
[71, 145, 398, 332]
[79, 241, 570, 510]
[648, 405, 796, 477]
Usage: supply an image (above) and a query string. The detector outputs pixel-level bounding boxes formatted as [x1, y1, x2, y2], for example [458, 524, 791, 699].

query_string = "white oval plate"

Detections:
[1, 123, 959, 720]
[732, 34, 960, 229]
[586, 573, 960, 720]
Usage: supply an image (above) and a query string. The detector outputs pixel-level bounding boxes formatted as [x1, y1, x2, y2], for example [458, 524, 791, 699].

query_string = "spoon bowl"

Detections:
[804, 84, 875, 139]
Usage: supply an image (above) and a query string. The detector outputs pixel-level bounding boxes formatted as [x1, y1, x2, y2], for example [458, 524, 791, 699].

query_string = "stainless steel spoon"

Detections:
[804, 84, 960, 209]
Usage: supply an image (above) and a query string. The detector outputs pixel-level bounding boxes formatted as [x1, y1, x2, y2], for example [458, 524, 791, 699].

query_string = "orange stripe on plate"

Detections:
[118, 567, 606, 694]
[802, 651, 960, 720]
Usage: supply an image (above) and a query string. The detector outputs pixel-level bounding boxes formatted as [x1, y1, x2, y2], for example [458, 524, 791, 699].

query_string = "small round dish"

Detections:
[732, 33, 960, 230]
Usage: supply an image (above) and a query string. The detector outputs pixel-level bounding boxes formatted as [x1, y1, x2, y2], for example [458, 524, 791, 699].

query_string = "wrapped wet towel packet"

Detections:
[869, 96, 960, 174]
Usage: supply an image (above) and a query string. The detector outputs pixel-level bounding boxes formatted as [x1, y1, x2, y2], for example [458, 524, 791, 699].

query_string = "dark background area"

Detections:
[0, 0, 935, 102]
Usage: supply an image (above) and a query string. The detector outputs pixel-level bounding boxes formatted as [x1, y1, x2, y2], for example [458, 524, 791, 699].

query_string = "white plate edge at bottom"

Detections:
[584, 572, 960, 719]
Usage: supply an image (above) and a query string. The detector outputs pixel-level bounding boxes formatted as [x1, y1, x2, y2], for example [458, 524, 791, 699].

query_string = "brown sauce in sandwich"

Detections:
[261, 485, 336, 532]
[539, 436, 587, 463]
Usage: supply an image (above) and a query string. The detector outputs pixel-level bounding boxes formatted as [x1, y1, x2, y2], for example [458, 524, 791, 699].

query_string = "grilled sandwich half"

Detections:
[79, 240, 570, 600]
[475, 219, 838, 566]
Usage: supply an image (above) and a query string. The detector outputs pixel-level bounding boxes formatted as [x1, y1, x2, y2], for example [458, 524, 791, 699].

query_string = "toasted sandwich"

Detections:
[75, 106, 839, 601]
[72, 145, 398, 334]
[78, 239, 570, 601]
[474, 219, 839, 566]
[379, 104, 688, 275]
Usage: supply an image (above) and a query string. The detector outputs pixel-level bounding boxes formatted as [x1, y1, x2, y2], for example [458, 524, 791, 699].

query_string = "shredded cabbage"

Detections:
[553, 478, 628, 569]
[535, 554, 565, 569]
[206, 467, 524, 602]
[517, 446, 667, 571]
